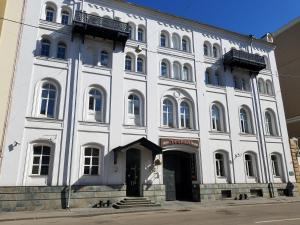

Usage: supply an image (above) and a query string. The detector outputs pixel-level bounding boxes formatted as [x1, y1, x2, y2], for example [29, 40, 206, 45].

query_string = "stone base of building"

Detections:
[199, 183, 299, 202]
[0, 185, 126, 212]
[142, 184, 165, 203]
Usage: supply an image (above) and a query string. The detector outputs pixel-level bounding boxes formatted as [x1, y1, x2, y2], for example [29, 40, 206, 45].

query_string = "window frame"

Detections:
[83, 147, 101, 176]
[215, 152, 226, 178]
[31, 145, 51, 176]
[162, 98, 175, 128]
[56, 42, 67, 59]
[41, 39, 51, 57]
[180, 101, 191, 129]
[45, 6, 55, 22]
[87, 87, 104, 122]
[127, 93, 143, 126]
[61, 10, 70, 25]
[39, 82, 58, 118]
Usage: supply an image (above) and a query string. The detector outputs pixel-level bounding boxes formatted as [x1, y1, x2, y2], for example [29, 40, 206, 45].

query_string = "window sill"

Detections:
[265, 135, 282, 139]
[159, 76, 194, 84]
[28, 175, 48, 177]
[78, 121, 109, 126]
[125, 71, 147, 76]
[83, 64, 112, 70]
[123, 124, 146, 129]
[159, 127, 199, 133]
[82, 174, 101, 177]
[35, 56, 68, 64]
[239, 133, 256, 137]
[206, 84, 226, 89]
[203, 56, 221, 63]
[26, 116, 63, 123]
[209, 131, 230, 135]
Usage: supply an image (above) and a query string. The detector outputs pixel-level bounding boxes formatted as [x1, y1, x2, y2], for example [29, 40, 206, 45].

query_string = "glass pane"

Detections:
[32, 166, 39, 175]
[89, 96, 94, 110]
[40, 99, 47, 115]
[42, 90, 48, 98]
[92, 149, 99, 156]
[85, 158, 90, 165]
[40, 166, 49, 175]
[84, 166, 90, 175]
[95, 99, 101, 111]
[47, 99, 55, 117]
[42, 156, 50, 165]
[91, 166, 98, 175]
[43, 146, 51, 155]
[49, 90, 56, 99]
[92, 157, 99, 165]
[33, 156, 40, 164]
[85, 148, 92, 156]
[34, 146, 42, 155]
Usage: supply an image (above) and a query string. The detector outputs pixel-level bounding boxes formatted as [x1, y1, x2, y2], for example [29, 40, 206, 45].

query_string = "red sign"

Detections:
[160, 138, 199, 148]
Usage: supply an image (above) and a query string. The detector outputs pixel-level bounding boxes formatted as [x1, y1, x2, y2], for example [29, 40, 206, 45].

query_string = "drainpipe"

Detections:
[0, 0, 28, 173]
[248, 35, 274, 197]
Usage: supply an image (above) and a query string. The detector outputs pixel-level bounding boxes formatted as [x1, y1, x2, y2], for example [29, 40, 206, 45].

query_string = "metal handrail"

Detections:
[74, 11, 129, 33]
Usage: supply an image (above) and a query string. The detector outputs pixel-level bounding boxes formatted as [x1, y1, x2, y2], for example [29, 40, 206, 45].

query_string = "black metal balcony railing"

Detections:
[74, 11, 129, 33]
[72, 11, 130, 49]
[223, 49, 266, 72]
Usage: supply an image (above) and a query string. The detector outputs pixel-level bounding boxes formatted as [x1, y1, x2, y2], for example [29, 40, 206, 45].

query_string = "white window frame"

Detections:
[162, 99, 175, 128]
[83, 147, 101, 176]
[215, 153, 226, 178]
[31, 145, 51, 176]
[127, 93, 142, 126]
[61, 10, 70, 25]
[87, 88, 104, 122]
[39, 82, 58, 118]
[180, 101, 191, 129]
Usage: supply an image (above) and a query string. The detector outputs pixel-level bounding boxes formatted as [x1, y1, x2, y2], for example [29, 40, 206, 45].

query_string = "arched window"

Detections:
[160, 34, 166, 47]
[46, 6, 55, 22]
[206, 70, 212, 85]
[215, 72, 221, 86]
[245, 153, 255, 177]
[183, 66, 190, 81]
[88, 88, 103, 122]
[128, 24, 135, 40]
[127, 94, 142, 126]
[172, 33, 180, 50]
[31, 145, 51, 175]
[203, 43, 209, 56]
[266, 80, 274, 96]
[258, 78, 265, 94]
[240, 107, 252, 134]
[265, 110, 278, 136]
[61, 10, 70, 25]
[41, 39, 51, 57]
[163, 99, 174, 127]
[138, 27, 144, 42]
[137, 57, 144, 73]
[39, 82, 57, 118]
[182, 39, 187, 51]
[161, 60, 169, 77]
[100, 51, 109, 67]
[180, 101, 191, 129]
[271, 154, 282, 177]
[125, 55, 133, 71]
[57, 42, 66, 59]
[233, 76, 239, 89]
[84, 147, 100, 175]
[213, 45, 218, 58]
[173, 62, 181, 80]
[211, 104, 226, 132]
[215, 152, 226, 177]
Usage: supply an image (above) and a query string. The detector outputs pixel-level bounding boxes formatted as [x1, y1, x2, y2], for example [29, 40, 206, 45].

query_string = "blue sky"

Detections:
[127, 0, 300, 37]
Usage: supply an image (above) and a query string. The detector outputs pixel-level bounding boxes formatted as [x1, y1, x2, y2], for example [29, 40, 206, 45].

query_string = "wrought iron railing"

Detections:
[73, 11, 129, 33]
[223, 49, 266, 71]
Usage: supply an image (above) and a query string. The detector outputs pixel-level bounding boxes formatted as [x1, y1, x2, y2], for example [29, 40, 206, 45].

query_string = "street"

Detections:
[2, 202, 300, 225]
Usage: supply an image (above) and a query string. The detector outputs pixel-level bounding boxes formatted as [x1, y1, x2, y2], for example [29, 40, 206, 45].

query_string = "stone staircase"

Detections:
[113, 197, 161, 209]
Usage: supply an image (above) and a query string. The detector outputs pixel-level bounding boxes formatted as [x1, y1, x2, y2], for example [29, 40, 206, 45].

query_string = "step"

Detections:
[124, 197, 148, 201]
[113, 203, 161, 209]
[121, 199, 152, 204]
[118, 201, 152, 206]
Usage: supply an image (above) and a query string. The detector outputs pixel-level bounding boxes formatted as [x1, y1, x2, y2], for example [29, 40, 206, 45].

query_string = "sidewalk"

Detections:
[1, 197, 300, 222]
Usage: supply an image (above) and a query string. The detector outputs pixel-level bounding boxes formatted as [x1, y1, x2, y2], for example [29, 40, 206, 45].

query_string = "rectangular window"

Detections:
[31, 146, 51, 175]
[61, 15, 69, 25]
[84, 148, 100, 175]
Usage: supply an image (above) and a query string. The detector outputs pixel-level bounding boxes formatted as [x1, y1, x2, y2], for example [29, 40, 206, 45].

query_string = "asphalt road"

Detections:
[2, 202, 300, 225]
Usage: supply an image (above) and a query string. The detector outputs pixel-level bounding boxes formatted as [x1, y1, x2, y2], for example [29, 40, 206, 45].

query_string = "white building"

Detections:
[0, 0, 296, 206]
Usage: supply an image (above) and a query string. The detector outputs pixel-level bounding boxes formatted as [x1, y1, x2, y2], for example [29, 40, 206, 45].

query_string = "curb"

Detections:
[1, 200, 300, 222]
[0, 207, 166, 222]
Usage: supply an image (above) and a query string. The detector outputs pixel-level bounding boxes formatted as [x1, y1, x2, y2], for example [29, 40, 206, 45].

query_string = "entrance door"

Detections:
[163, 151, 194, 201]
[126, 149, 141, 196]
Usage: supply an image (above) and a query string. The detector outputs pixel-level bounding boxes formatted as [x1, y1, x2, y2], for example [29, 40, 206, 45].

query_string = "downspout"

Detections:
[66, 0, 83, 209]
[248, 35, 274, 197]
[0, 0, 28, 173]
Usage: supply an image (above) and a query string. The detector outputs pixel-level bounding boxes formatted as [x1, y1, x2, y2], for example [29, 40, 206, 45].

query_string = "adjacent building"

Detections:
[0, 0, 296, 211]
[0, 0, 26, 170]
[274, 17, 300, 138]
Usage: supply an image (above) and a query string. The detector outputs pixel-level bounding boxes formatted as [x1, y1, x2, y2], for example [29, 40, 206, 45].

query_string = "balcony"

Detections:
[72, 11, 130, 50]
[223, 49, 266, 73]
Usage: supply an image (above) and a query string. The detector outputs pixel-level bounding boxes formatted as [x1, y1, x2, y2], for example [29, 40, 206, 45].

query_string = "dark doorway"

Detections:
[126, 149, 141, 196]
[163, 151, 195, 201]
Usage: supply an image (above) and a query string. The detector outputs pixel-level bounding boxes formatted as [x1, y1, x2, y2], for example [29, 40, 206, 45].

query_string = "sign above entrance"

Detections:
[160, 138, 199, 148]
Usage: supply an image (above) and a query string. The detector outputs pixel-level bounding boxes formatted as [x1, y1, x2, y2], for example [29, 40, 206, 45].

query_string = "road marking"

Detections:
[255, 218, 300, 223]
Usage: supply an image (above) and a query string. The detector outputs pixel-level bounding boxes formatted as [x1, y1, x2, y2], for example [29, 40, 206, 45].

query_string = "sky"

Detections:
[127, 0, 300, 37]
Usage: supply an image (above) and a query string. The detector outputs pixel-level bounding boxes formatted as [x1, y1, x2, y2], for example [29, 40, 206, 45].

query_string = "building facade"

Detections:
[0, 0, 296, 210]
[0, 0, 26, 169]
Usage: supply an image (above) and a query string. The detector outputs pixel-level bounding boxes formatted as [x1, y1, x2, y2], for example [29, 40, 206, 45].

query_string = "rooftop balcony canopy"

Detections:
[72, 11, 130, 49]
[223, 49, 266, 73]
